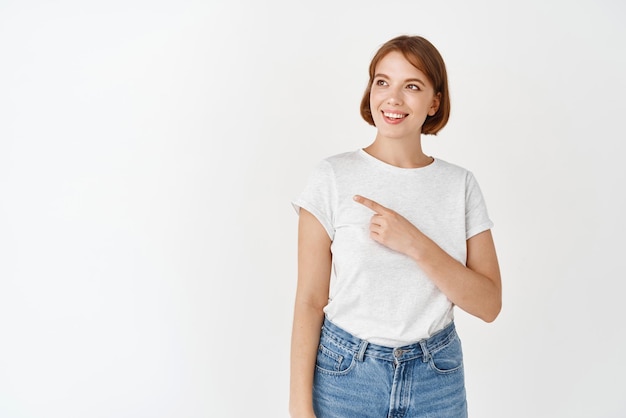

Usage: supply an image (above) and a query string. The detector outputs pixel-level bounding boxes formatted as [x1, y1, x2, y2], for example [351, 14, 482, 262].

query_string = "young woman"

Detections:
[290, 35, 501, 418]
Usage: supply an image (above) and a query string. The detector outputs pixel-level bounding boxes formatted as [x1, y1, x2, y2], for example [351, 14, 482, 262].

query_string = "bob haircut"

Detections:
[360, 35, 451, 135]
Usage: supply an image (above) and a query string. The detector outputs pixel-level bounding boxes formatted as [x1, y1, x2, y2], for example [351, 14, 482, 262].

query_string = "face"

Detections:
[369, 51, 440, 140]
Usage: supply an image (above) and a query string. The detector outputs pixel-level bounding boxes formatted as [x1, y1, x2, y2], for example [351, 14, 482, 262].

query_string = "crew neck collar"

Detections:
[357, 148, 438, 172]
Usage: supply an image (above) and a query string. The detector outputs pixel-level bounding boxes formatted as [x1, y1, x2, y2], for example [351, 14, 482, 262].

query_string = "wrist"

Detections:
[289, 407, 316, 418]
[406, 230, 426, 262]
[289, 399, 315, 418]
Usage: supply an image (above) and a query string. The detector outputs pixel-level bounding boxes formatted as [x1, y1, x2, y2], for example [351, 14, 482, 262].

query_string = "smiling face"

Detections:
[369, 51, 441, 141]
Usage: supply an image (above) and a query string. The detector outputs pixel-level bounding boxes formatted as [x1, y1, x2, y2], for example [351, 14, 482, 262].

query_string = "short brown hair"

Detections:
[360, 35, 451, 135]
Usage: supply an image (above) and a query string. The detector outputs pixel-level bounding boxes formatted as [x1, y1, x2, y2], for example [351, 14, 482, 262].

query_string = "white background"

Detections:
[1, 0, 625, 417]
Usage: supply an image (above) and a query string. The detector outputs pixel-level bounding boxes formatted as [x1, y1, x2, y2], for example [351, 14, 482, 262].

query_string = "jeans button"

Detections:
[393, 348, 403, 358]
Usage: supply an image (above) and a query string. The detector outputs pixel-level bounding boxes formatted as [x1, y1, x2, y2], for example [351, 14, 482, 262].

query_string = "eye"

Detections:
[406, 84, 421, 91]
[375, 79, 388, 86]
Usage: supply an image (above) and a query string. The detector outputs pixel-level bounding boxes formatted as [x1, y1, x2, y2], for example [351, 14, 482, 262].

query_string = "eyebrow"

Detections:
[374, 73, 426, 86]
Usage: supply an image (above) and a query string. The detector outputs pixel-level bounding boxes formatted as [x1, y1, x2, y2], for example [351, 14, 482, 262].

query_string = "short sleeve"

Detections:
[292, 159, 337, 240]
[465, 172, 494, 240]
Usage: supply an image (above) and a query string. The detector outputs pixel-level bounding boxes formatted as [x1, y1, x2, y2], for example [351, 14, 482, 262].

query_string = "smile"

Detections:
[382, 111, 407, 119]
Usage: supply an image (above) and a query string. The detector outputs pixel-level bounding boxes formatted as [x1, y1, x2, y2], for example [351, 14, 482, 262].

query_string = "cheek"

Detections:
[369, 103, 382, 123]
[369, 91, 384, 111]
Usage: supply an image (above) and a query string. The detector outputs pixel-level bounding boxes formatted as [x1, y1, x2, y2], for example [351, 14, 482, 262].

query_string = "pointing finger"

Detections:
[353, 195, 389, 214]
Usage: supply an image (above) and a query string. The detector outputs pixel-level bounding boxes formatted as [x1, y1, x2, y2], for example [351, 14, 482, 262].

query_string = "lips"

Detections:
[383, 111, 407, 119]
[381, 110, 408, 124]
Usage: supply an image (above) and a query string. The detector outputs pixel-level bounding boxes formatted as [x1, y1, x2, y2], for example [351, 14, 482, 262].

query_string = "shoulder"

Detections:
[302, 150, 359, 183]
[309, 150, 362, 176]
[322, 150, 361, 166]
[431, 158, 488, 193]
[433, 158, 473, 178]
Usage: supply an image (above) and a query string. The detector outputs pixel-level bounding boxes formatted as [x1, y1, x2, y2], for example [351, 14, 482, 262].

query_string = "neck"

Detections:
[364, 135, 432, 169]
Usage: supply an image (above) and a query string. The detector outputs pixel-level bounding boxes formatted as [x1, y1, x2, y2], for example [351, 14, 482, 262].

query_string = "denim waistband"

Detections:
[321, 317, 457, 363]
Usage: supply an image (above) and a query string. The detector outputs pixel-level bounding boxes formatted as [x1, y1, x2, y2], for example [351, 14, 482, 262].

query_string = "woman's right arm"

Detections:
[289, 208, 332, 418]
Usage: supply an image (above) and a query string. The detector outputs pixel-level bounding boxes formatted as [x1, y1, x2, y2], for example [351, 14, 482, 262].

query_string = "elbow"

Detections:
[481, 312, 499, 323]
[480, 280, 502, 323]
[480, 299, 502, 323]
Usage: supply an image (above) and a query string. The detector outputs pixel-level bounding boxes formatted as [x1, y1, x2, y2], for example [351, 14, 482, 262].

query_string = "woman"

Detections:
[290, 35, 501, 418]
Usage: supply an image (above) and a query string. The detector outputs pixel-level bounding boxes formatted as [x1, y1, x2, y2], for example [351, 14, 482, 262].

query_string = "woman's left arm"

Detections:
[354, 195, 502, 322]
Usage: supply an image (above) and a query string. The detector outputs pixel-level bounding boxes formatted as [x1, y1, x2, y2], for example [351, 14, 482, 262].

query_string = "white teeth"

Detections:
[384, 112, 405, 119]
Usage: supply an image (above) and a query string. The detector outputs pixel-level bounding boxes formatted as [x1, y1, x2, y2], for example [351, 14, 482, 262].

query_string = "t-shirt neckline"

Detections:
[357, 148, 438, 173]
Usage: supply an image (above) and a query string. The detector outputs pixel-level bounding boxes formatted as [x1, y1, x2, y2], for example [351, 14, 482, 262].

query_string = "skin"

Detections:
[289, 209, 331, 418]
[289, 50, 502, 418]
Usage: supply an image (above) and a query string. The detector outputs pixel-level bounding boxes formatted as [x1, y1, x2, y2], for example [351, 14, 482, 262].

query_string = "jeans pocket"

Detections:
[428, 332, 464, 374]
[315, 335, 356, 376]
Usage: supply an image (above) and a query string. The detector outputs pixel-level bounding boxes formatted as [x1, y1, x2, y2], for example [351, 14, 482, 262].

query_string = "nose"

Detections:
[386, 86, 403, 105]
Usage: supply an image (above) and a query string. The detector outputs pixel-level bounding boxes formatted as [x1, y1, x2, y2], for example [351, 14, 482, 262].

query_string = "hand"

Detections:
[353, 194, 424, 256]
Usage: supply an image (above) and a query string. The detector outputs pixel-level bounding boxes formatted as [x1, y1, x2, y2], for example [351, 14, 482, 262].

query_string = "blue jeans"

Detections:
[313, 317, 467, 418]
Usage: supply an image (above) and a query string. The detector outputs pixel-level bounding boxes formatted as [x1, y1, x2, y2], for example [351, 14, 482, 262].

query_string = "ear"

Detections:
[428, 92, 441, 116]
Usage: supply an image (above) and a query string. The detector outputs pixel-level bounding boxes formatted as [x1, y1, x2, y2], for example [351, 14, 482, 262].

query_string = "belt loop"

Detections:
[357, 340, 368, 362]
[419, 340, 431, 363]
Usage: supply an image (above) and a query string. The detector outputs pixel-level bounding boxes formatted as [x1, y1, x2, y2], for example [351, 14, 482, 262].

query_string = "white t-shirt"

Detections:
[293, 149, 493, 347]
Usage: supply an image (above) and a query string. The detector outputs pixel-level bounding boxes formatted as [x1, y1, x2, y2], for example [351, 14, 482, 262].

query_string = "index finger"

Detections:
[353, 195, 389, 214]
